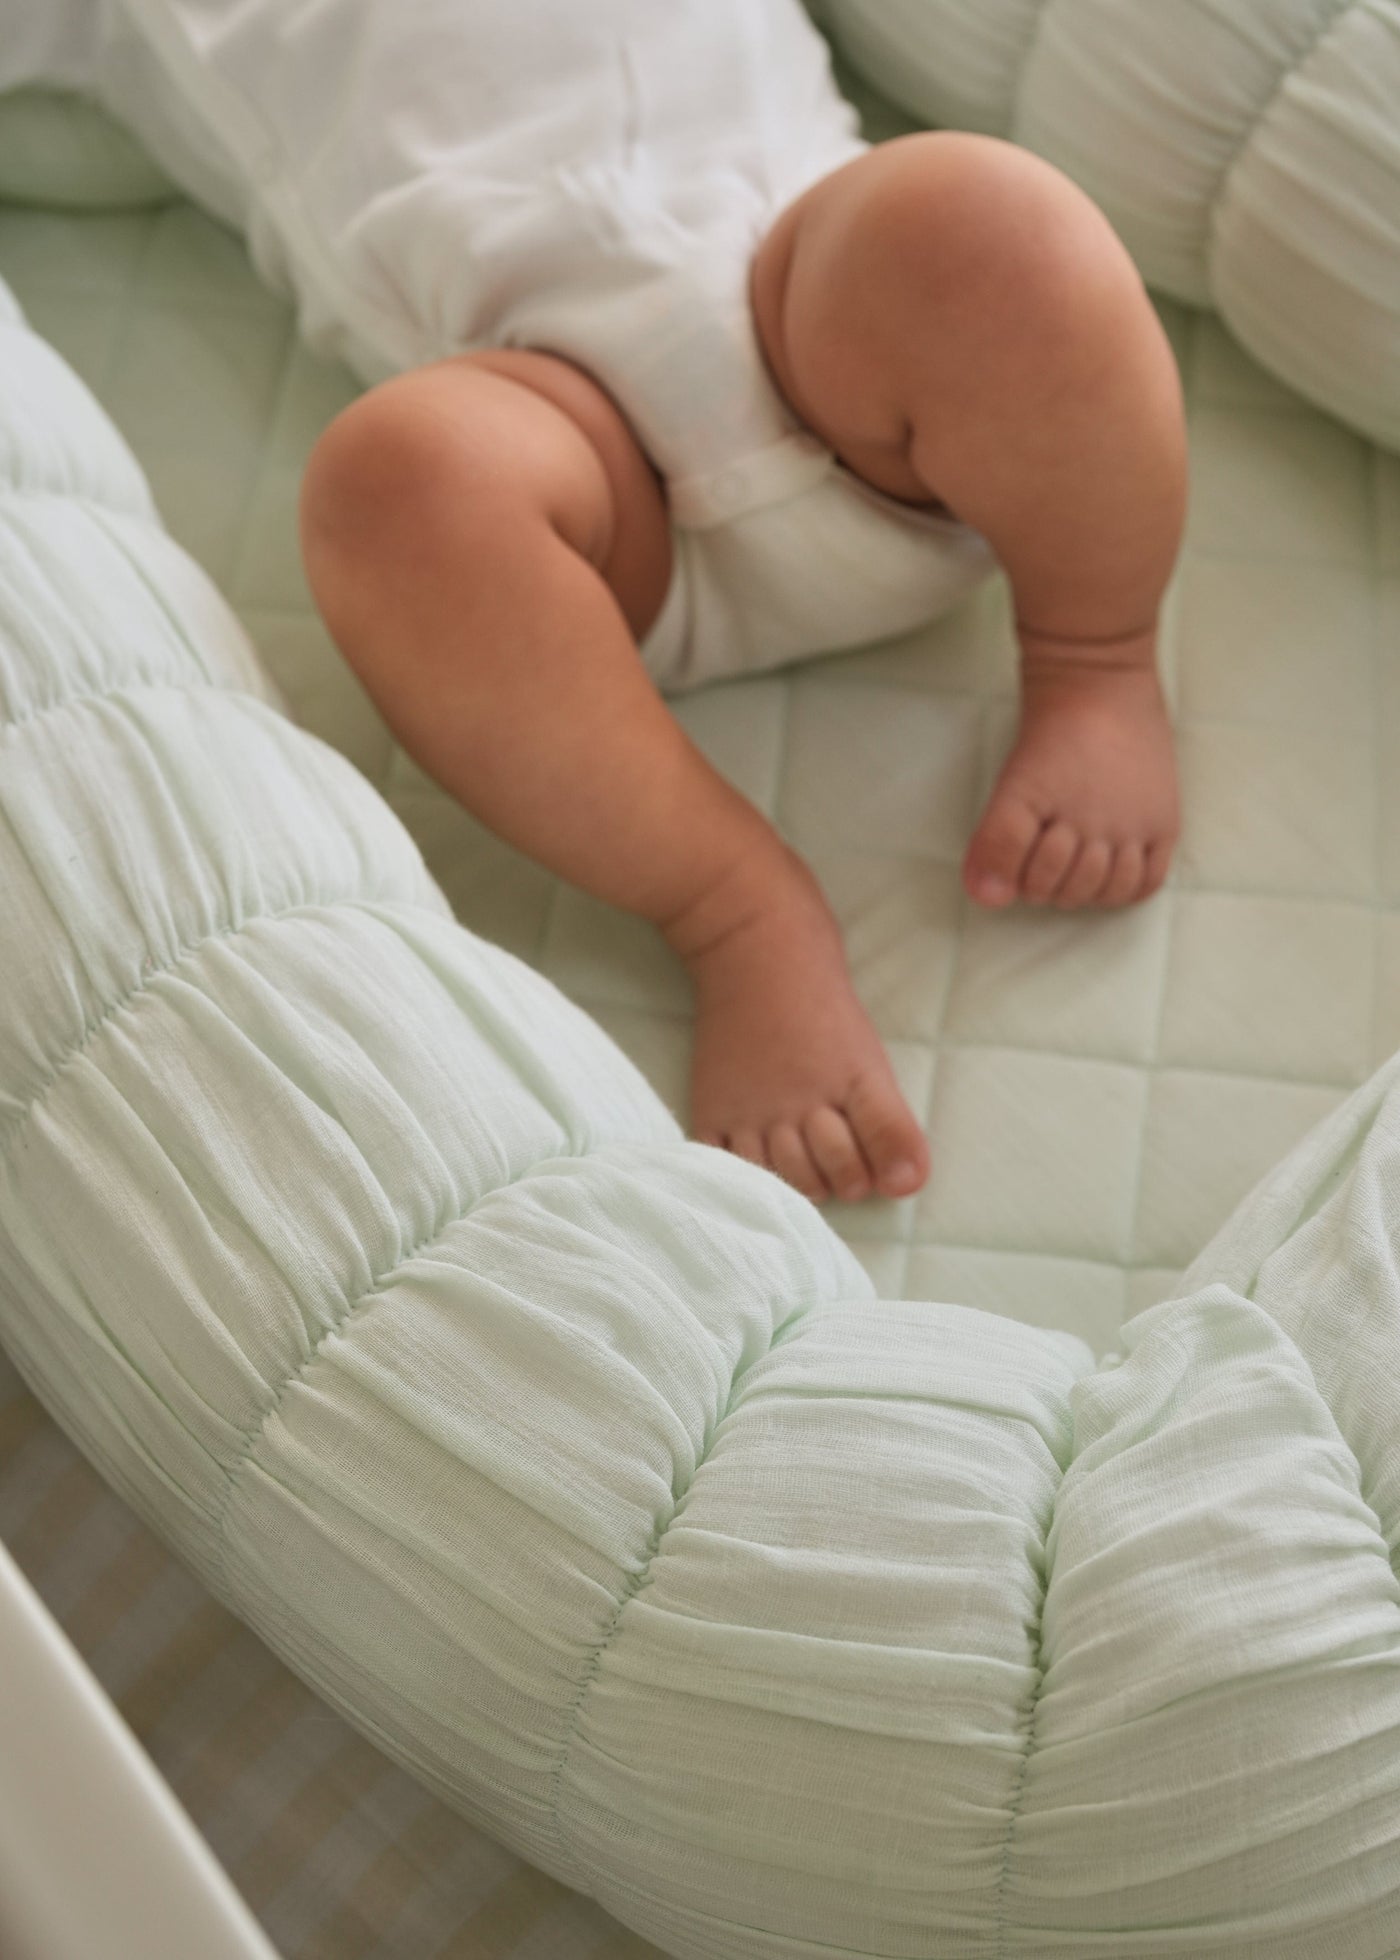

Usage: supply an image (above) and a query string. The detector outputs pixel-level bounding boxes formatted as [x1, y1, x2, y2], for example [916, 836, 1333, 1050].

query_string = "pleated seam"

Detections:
[0, 485, 269, 705]
[547, 1511, 666, 1887]
[0, 482, 156, 525]
[0, 893, 426, 1162]
[545, 1325, 791, 1886]
[0, 672, 246, 744]
[211, 1177, 567, 1602]
[992, 1569, 1047, 1954]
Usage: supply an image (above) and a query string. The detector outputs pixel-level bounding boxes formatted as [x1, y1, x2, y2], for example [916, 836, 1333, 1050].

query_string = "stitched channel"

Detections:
[993, 1557, 1049, 1957]
[546, 1315, 805, 1882]
[209, 1174, 576, 1601]
[0, 894, 422, 1161]
[0, 673, 250, 743]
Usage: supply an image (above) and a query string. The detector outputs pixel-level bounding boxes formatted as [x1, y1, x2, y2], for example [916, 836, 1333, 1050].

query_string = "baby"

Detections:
[292, 0, 1186, 1206]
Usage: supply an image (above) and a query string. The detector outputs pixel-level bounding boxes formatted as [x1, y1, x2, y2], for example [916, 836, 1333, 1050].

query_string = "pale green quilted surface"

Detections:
[0, 86, 175, 209]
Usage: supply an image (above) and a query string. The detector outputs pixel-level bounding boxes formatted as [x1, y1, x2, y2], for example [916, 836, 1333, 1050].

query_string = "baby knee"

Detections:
[779, 129, 1157, 441]
[875, 131, 1139, 328]
[299, 377, 477, 571]
[300, 359, 615, 580]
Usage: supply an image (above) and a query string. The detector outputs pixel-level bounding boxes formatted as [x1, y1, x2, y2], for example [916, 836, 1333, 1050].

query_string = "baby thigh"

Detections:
[770, 132, 1187, 641]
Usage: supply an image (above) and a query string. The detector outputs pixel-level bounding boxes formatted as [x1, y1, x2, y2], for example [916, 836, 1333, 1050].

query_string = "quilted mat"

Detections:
[0, 89, 1397, 1960]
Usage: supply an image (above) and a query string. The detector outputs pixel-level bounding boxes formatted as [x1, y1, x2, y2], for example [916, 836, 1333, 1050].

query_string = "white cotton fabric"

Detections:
[2, 278, 1400, 1955]
[0, 0, 993, 690]
[812, 0, 1400, 451]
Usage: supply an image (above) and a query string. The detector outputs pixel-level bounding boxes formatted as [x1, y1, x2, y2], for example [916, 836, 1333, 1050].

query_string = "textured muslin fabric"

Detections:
[0, 0, 993, 690]
[810, 0, 1400, 452]
[2, 275, 1400, 1954]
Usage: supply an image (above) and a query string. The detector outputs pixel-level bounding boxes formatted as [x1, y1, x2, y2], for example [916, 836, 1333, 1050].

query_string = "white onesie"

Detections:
[11, 0, 996, 690]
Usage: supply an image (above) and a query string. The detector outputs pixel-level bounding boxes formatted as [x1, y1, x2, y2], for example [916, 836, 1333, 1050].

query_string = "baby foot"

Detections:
[667, 847, 928, 1204]
[963, 635, 1179, 910]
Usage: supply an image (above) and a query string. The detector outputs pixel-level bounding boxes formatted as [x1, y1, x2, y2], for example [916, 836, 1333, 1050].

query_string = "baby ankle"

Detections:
[1016, 617, 1160, 679]
[658, 841, 822, 969]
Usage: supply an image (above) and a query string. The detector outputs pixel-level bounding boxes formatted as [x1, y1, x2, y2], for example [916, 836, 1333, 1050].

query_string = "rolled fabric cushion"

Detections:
[0, 280, 1398, 1957]
[810, 0, 1400, 451]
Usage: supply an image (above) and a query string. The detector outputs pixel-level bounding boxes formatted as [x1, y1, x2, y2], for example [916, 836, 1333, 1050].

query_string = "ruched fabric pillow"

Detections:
[1, 283, 1399, 1956]
[808, 0, 1400, 451]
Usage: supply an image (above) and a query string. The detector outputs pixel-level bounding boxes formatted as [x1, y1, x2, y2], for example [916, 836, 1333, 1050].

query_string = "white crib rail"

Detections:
[0, 1534, 278, 1960]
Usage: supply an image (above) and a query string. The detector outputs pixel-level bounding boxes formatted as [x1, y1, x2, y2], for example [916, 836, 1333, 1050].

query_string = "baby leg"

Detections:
[300, 351, 928, 1201]
[755, 133, 1186, 909]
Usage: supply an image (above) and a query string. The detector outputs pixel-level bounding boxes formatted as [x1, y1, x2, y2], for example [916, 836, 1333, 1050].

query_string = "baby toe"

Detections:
[726, 1126, 770, 1171]
[1053, 836, 1113, 910]
[1099, 841, 1145, 908]
[767, 1120, 829, 1203]
[845, 1074, 928, 1200]
[804, 1105, 872, 1204]
[1021, 819, 1079, 904]
[1141, 837, 1175, 900]
[963, 794, 1043, 908]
